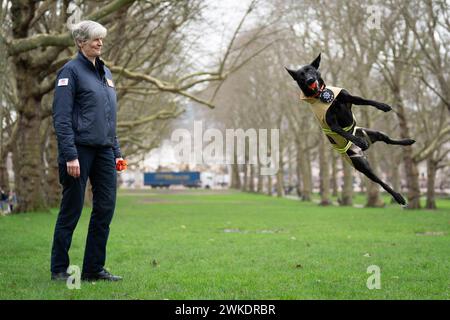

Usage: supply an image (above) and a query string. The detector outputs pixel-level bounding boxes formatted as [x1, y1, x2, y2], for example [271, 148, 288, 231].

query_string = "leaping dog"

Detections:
[286, 53, 415, 206]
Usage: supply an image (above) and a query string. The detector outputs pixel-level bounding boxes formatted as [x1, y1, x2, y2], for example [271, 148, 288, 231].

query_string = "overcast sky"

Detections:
[184, 0, 254, 69]
[143, 0, 254, 170]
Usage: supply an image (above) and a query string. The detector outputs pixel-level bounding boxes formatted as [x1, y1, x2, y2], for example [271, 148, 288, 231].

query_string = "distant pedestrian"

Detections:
[8, 191, 17, 212]
[0, 187, 8, 213]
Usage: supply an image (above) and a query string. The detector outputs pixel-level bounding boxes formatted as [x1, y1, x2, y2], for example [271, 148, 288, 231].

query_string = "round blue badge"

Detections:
[319, 89, 334, 103]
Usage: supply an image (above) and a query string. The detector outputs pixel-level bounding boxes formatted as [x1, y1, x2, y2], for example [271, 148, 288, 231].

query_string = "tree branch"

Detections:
[117, 107, 185, 129]
[413, 125, 450, 163]
[109, 63, 216, 108]
[8, 0, 137, 56]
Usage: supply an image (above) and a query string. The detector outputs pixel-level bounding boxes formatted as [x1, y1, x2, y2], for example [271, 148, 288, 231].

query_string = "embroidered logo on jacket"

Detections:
[58, 78, 69, 86]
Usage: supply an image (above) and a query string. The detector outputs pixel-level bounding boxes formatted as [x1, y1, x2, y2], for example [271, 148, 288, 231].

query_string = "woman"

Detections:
[51, 20, 124, 282]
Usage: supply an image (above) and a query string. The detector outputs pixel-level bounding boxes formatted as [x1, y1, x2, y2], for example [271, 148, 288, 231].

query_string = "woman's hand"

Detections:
[66, 159, 80, 178]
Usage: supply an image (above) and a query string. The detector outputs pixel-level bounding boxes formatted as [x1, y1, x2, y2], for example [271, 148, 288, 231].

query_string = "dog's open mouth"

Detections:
[308, 80, 319, 92]
[308, 80, 319, 91]
[309, 80, 325, 93]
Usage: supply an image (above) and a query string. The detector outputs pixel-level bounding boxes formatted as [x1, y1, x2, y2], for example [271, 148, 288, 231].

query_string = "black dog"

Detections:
[286, 53, 415, 205]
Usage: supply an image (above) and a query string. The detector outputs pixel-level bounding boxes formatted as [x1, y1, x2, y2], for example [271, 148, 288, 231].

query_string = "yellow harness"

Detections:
[300, 86, 356, 166]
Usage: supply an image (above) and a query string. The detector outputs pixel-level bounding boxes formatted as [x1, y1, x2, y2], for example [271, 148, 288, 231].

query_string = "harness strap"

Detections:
[322, 121, 356, 154]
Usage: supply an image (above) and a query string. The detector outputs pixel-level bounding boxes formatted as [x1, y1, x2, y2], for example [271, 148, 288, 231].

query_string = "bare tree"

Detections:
[0, 0, 271, 212]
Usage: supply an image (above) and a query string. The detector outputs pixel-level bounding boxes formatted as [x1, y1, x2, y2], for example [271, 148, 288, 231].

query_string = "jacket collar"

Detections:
[77, 51, 105, 69]
[77, 51, 106, 78]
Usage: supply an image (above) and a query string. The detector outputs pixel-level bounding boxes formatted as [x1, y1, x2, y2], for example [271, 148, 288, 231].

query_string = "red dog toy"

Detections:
[116, 159, 128, 171]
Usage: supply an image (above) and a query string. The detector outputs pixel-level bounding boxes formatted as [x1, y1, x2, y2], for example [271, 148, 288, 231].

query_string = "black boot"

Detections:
[81, 269, 122, 282]
[51, 272, 70, 281]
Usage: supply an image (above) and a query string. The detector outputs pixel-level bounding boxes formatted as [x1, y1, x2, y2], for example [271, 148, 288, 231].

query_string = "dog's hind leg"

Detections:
[348, 149, 406, 205]
[356, 128, 415, 146]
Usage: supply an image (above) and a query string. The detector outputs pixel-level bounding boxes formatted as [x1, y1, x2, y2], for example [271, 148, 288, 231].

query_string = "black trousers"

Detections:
[51, 145, 117, 274]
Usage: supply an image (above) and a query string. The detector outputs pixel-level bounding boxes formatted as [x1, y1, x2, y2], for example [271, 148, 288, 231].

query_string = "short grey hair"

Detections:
[71, 20, 107, 48]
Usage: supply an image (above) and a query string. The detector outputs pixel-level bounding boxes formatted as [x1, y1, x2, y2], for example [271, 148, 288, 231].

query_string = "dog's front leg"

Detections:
[327, 114, 369, 150]
[338, 90, 392, 112]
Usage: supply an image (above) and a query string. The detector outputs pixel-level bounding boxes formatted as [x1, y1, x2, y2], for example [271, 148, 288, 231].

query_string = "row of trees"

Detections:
[0, 0, 448, 212]
[0, 0, 274, 212]
[199, 0, 449, 209]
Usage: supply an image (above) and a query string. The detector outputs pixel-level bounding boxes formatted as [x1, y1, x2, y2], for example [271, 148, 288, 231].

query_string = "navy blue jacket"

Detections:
[52, 51, 122, 162]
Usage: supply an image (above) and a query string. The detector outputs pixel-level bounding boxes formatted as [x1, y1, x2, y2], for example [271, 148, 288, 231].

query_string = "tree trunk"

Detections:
[366, 178, 385, 207]
[276, 167, 284, 197]
[331, 152, 338, 197]
[389, 154, 401, 204]
[249, 164, 255, 192]
[242, 163, 248, 192]
[230, 163, 241, 189]
[10, 2, 48, 212]
[267, 175, 272, 196]
[230, 145, 241, 190]
[360, 110, 384, 207]
[257, 164, 263, 193]
[295, 143, 303, 198]
[0, 103, 9, 190]
[13, 67, 49, 213]
[287, 144, 294, 192]
[45, 126, 61, 208]
[319, 135, 331, 206]
[425, 158, 437, 210]
[300, 148, 312, 201]
[0, 152, 9, 190]
[340, 158, 353, 206]
[359, 179, 365, 193]
[0, 36, 6, 190]
[365, 158, 385, 207]
[392, 162, 401, 193]
[14, 113, 48, 212]
[256, 137, 263, 194]
[395, 100, 421, 209]
[276, 145, 284, 198]
[242, 141, 249, 192]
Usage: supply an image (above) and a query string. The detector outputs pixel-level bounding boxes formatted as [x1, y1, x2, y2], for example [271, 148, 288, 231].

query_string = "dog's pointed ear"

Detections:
[310, 53, 321, 69]
[285, 67, 297, 80]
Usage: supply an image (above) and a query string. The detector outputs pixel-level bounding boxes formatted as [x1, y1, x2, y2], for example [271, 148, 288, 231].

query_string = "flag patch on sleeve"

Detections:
[58, 78, 69, 86]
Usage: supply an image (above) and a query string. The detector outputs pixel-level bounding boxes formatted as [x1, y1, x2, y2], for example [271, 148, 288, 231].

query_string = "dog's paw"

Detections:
[378, 103, 392, 112]
[393, 192, 406, 206]
[355, 138, 369, 150]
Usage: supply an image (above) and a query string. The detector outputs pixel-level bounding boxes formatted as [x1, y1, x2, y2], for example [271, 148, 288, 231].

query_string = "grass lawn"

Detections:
[0, 189, 449, 300]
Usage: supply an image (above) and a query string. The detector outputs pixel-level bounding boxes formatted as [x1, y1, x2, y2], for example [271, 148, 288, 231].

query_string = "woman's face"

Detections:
[80, 37, 103, 58]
